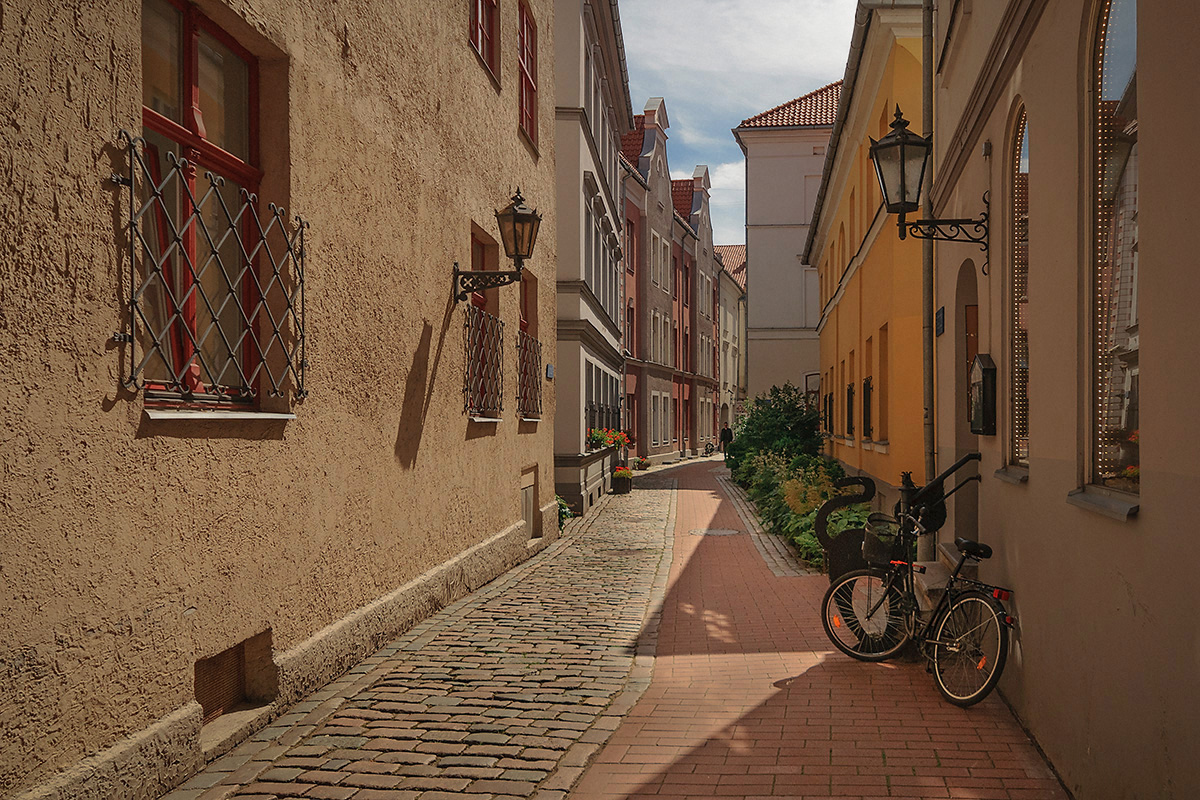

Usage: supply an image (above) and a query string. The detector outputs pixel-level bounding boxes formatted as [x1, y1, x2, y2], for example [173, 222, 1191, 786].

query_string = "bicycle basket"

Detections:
[862, 513, 906, 564]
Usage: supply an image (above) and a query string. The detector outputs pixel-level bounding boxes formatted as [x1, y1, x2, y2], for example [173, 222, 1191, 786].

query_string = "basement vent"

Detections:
[195, 643, 246, 725]
[194, 629, 277, 725]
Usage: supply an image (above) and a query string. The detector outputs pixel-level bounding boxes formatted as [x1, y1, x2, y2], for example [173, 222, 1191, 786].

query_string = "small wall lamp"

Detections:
[454, 189, 543, 302]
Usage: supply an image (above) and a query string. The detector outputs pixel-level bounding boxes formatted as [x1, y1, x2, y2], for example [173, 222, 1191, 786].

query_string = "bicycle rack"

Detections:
[815, 476, 875, 583]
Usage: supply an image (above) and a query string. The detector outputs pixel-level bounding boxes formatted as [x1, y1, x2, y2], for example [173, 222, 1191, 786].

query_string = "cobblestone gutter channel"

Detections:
[163, 476, 678, 800]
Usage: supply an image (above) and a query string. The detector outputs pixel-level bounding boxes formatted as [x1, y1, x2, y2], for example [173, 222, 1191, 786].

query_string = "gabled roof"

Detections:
[621, 115, 646, 163]
[671, 179, 694, 221]
[715, 244, 747, 290]
[738, 81, 842, 129]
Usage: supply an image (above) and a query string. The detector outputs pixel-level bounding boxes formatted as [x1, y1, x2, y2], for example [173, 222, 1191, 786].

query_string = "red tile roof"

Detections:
[715, 245, 747, 290]
[739, 80, 842, 129]
[671, 179, 694, 221]
[621, 115, 646, 163]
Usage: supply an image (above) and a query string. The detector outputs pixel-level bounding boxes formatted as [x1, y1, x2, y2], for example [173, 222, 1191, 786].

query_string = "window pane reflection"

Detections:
[1094, 0, 1138, 491]
[142, 0, 182, 122]
[198, 29, 250, 161]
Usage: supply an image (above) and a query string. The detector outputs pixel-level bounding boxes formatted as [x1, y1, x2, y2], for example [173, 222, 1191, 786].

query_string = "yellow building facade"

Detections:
[806, 6, 925, 502]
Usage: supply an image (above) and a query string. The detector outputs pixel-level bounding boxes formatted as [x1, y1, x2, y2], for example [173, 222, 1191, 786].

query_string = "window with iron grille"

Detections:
[862, 376, 873, 439]
[465, 304, 504, 418]
[516, 329, 542, 419]
[517, 2, 537, 145]
[845, 383, 855, 437]
[469, 0, 499, 77]
[125, 0, 305, 405]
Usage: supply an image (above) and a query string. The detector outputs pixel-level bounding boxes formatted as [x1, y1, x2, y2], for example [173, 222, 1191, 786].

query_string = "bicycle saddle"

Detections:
[955, 537, 993, 559]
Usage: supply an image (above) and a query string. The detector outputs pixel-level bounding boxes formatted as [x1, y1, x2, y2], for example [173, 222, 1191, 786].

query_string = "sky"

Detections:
[618, 0, 859, 245]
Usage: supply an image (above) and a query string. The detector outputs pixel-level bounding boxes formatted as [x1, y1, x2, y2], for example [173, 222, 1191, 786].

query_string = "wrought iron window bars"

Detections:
[516, 329, 543, 419]
[465, 303, 505, 417]
[113, 130, 307, 401]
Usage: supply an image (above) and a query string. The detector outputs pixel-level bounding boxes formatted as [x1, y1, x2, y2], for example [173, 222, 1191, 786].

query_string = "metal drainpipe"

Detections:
[918, 0, 937, 561]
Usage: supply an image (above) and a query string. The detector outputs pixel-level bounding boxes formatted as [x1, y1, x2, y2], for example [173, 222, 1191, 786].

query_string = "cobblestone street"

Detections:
[164, 459, 1067, 800]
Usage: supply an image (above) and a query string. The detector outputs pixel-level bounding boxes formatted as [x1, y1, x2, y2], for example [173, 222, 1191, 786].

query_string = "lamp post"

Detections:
[454, 189, 543, 302]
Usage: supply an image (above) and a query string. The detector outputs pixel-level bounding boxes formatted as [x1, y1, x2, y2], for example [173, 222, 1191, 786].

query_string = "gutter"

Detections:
[609, 0, 635, 129]
[801, 0, 922, 264]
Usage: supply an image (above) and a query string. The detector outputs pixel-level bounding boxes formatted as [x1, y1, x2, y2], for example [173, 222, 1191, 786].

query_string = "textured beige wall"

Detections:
[0, 0, 558, 793]
[932, 0, 1200, 796]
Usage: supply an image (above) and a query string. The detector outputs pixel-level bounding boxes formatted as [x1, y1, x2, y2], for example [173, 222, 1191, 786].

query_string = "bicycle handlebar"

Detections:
[910, 452, 981, 506]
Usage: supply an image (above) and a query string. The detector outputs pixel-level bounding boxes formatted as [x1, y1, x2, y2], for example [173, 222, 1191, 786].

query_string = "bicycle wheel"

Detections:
[931, 590, 1008, 706]
[821, 569, 910, 662]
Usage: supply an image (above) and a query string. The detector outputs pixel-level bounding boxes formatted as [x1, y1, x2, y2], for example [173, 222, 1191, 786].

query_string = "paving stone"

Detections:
[158, 487, 670, 800]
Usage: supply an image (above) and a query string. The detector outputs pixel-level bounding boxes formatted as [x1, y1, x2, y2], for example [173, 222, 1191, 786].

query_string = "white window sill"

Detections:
[469, 416, 502, 424]
[519, 416, 541, 423]
[144, 409, 295, 421]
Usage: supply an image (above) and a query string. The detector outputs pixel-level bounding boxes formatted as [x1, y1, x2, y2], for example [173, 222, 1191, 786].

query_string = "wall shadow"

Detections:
[395, 295, 457, 468]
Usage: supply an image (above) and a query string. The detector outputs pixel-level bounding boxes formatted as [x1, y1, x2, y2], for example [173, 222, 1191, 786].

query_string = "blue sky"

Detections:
[619, 0, 858, 245]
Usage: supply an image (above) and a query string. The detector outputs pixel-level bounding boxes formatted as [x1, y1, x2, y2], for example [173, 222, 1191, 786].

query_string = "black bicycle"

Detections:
[819, 453, 1015, 706]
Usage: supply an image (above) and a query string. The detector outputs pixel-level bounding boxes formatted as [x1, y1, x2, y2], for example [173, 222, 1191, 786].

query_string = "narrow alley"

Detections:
[163, 461, 1066, 800]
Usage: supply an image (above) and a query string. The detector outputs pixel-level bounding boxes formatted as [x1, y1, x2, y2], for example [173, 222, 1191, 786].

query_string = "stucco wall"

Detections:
[0, 0, 558, 794]
[932, 0, 1200, 795]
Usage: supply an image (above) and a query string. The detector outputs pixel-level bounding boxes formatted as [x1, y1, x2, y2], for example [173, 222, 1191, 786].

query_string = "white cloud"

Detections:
[618, 0, 856, 246]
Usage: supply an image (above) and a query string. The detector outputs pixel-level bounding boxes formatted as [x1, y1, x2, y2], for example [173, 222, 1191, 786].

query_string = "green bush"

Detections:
[556, 495, 574, 531]
[728, 383, 864, 569]
[725, 382, 822, 474]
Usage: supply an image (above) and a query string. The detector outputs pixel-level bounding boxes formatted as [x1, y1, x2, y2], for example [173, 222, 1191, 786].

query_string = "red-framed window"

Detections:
[517, 2, 537, 144]
[470, 0, 499, 76]
[140, 0, 260, 400]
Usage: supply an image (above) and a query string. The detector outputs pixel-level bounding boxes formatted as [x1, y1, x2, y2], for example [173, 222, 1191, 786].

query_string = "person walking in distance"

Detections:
[719, 423, 733, 461]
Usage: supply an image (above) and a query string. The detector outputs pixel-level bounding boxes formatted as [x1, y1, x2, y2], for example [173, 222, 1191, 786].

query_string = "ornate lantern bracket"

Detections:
[901, 191, 990, 254]
[453, 263, 524, 302]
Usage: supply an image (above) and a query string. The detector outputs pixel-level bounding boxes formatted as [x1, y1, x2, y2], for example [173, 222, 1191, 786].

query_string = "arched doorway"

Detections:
[951, 259, 980, 547]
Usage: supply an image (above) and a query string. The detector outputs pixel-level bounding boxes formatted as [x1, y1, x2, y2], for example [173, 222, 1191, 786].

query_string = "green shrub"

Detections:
[556, 495, 573, 530]
[726, 384, 865, 569]
[725, 382, 821, 474]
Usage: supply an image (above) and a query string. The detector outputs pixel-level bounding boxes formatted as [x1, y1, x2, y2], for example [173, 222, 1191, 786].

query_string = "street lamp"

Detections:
[869, 106, 988, 253]
[454, 189, 543, 302]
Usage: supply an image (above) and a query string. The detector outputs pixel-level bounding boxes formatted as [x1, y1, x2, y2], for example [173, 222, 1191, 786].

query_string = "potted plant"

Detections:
[634, 457, 651, 470]
[612, 466, 633, 494]
[586, 428, 608, 450]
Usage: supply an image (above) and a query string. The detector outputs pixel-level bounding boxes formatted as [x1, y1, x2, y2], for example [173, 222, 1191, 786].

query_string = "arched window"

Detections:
[1010, 109, 1030, 467]
[1092, 0, 1138, 491]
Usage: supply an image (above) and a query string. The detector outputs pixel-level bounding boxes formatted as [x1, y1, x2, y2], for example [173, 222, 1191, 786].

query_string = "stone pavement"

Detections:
[573, 461, 1068, 800]
[164, 457, 1068, 800]
[162, 473, 680, 800]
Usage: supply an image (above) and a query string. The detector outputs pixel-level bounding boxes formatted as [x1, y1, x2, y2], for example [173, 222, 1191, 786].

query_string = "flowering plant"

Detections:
[1128, 429, 1139, 444]
[613, 467, 633, 479]
[587, 428, 630, 449]
[635, 457, 651, 470]
[1123, 465, 1140, 479]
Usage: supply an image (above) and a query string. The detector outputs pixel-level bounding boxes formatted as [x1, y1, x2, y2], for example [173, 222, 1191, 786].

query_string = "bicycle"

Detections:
[819, 452, 1016, 706]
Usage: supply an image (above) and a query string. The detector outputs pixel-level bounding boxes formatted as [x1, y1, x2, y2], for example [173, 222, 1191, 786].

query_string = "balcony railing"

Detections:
[516, 329, 543, 420]
[465, 304, 504, 418]
[115, 131, 307, 401]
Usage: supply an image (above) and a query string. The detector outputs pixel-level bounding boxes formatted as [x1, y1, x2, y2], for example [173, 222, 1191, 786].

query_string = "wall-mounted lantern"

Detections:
[453, 189, 543, 302]
[870, 106, 988, 253]
[968, 353, 997, 436]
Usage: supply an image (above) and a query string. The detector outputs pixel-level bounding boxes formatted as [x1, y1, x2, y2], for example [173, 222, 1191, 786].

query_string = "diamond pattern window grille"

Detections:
[516, 329, 543, 419]
[465, 303, 504, 417]
[116, 131, 307, 401]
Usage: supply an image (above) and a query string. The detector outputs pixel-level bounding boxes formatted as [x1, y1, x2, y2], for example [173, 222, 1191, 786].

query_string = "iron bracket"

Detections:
[453, 262, 523, 302]
[899, 191, 990, 255]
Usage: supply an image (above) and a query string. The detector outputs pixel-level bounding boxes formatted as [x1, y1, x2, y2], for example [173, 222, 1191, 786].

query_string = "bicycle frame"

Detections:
[859, 452, 1012, 650]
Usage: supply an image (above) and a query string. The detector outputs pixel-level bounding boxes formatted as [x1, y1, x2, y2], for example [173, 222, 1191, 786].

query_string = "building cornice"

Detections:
[930, 0, 1049, 214]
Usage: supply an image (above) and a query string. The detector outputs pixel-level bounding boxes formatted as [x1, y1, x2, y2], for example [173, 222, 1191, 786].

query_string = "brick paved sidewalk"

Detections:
[573, 461, 1068, 800]
[162, 476, 681, 800]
